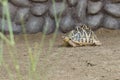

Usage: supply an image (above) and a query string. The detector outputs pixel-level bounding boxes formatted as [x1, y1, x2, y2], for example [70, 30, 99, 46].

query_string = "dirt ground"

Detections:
[0, 28, 120, 80]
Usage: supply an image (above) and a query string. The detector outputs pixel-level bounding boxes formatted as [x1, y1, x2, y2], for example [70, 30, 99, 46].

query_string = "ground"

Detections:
[0, 28, 120, 80]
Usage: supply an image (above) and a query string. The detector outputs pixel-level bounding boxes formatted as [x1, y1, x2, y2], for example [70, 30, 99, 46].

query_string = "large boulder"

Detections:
[103, 15, 119, 29]
[87, 1, 103, 14]
[0, 19, 22, 34]
[87, 13, 103, 30]
[49, 2, 66, 18]
[104, 3, 120, 17]
[30, 0, 48, 2]
[60, 14, 75, 33]
[26, 16, 44, 33]
[10, 0, 31, 7]
[111, 0, 120, 3]
[42, 16, 55, 34]
[0, 3, 17, 20]
[14, 8, 30, 24]
[67, 0, 78, 6]
[76, 0, 87, 23]
[31, 3, 48, 16]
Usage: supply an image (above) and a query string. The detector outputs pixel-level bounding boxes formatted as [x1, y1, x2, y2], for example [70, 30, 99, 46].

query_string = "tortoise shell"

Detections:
[62, 24, 101, 47]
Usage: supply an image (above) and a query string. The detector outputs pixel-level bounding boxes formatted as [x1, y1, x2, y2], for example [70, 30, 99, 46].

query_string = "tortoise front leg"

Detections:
[62, 36, 78, 47]
[67, 40, 78, 47]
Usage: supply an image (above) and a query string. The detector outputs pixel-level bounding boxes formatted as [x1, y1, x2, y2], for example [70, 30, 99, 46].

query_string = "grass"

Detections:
[0, 0, 65, 80]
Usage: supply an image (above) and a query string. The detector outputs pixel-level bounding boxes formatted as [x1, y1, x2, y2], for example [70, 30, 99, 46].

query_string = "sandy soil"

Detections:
[0, 28, 120, 80]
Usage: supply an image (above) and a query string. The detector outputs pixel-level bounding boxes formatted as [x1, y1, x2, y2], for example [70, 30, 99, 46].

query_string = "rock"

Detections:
[14, 25, 22, 34]
[0, 19, 22, 34]
[42, 16, 55, 34]
[54, 0, 63, 2]
[26, 16, 44, 33]
[14, 8, 30, 24]
[30, 0, 48, 2]
[49, 2, 66, 18]
[10, 0, 31, 7]
[76, 0, 87, 23]
[103, 16, 119, 29]
[0, 0, 120, 34]
[87, 13, 103, 30]
[87, 1, 103, 14]
[90, 0, 101, 2]
[60, 14, 75, 33]
[111, 0, 120, 3]
[67, 0, 78, 6]
[0, 3, 17, 20]
[104, 3, 120, 17]
[31, 3, 48, 16]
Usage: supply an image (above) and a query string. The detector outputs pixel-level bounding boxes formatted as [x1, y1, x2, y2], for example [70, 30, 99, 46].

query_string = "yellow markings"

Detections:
[62, 24, 101, 47]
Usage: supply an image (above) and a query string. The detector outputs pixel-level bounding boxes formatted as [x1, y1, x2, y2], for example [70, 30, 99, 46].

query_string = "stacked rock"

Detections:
[0, 0, 120, 34]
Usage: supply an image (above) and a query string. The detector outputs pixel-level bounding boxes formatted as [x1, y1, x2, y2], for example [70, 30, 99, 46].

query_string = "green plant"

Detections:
[0, 0, 65, 80]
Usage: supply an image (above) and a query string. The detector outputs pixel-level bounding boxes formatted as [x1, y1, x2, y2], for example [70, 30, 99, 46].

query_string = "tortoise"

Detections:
[62, 24, 102, 47]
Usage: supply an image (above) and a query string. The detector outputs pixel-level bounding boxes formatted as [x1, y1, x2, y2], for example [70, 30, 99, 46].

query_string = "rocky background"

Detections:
[0, 0, 120, 34]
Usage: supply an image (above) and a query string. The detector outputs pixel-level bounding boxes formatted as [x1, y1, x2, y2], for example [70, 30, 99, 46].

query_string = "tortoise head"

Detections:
[94, 40, 102, 46]
[62, 36, 70, 42]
